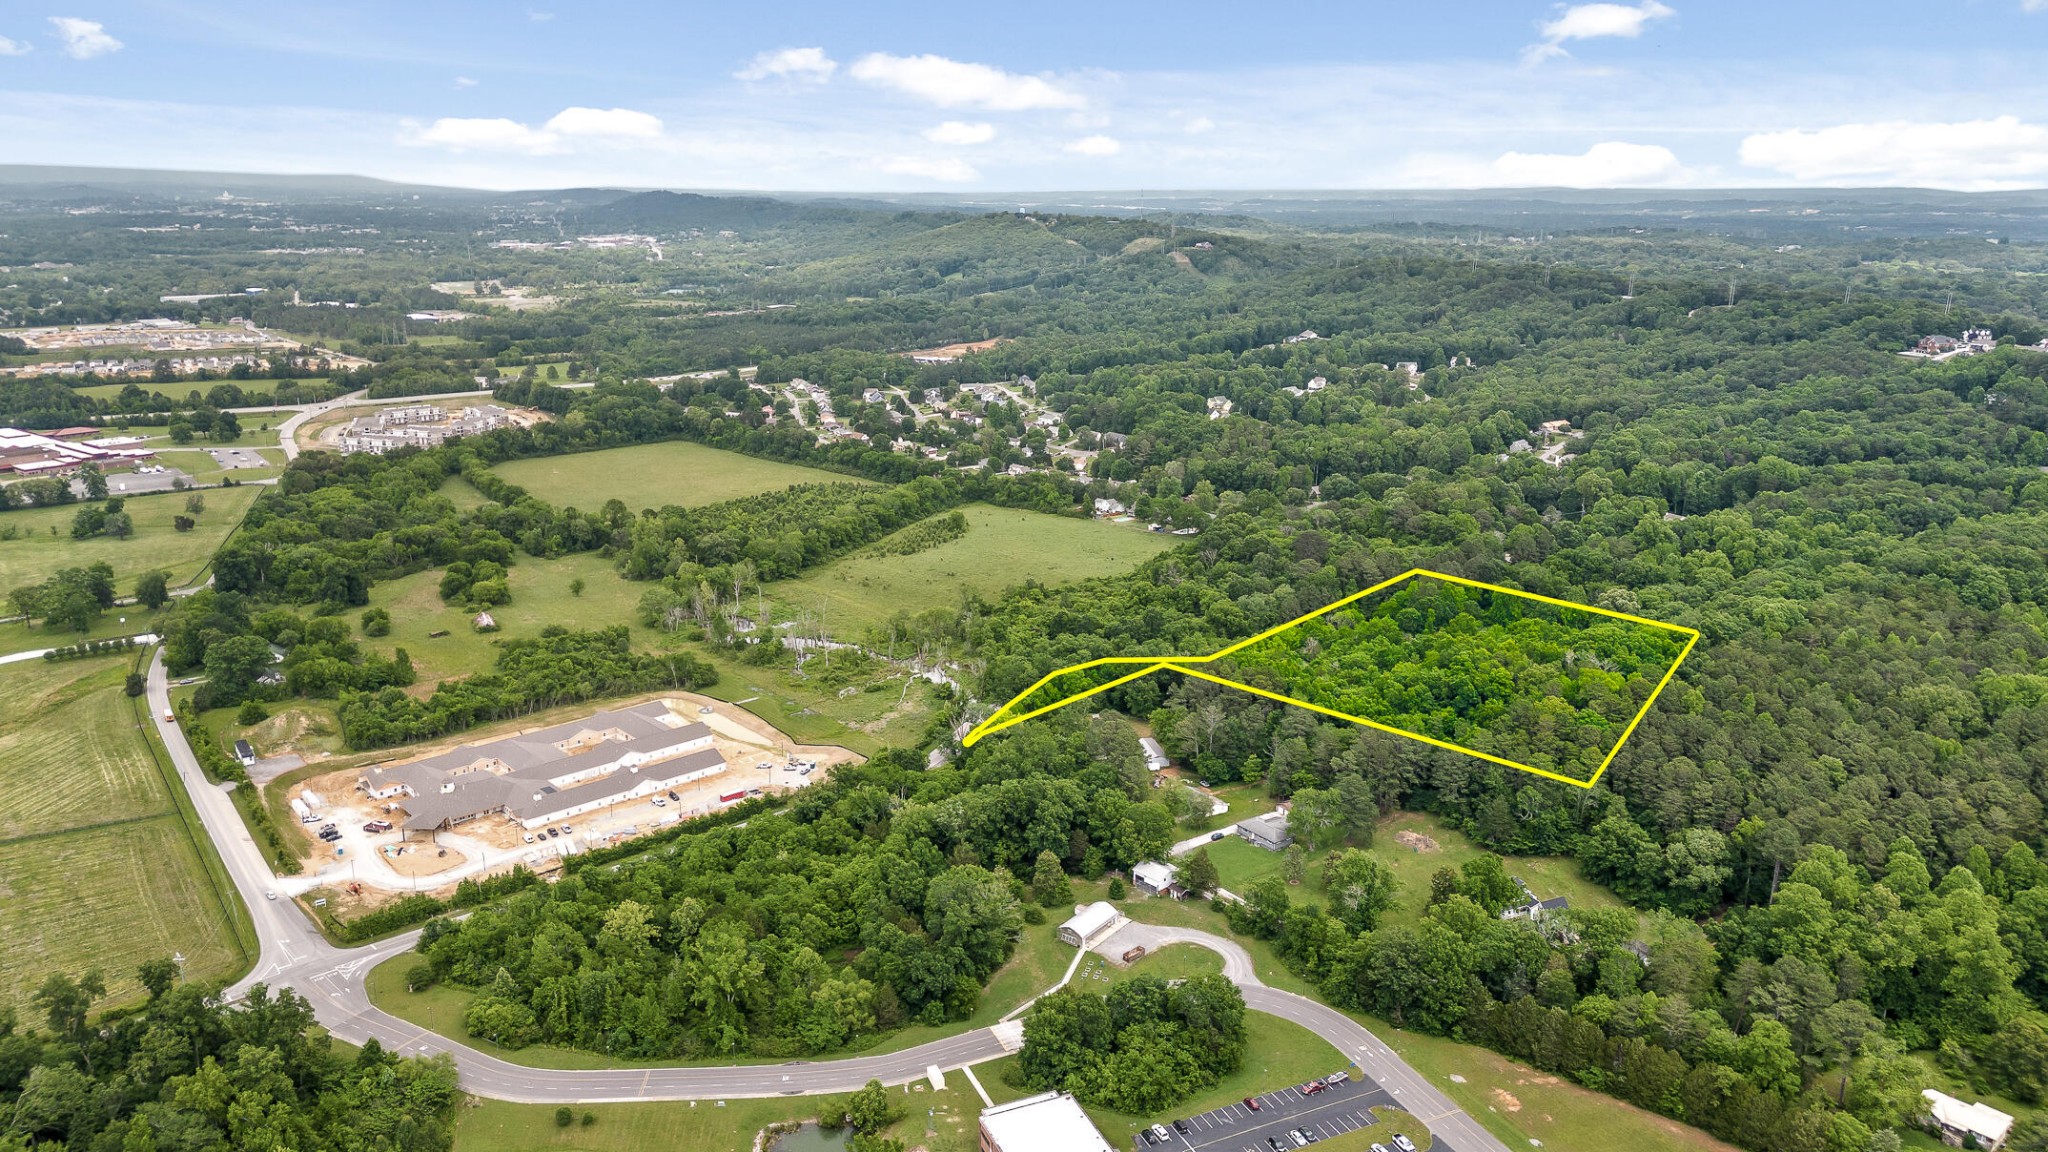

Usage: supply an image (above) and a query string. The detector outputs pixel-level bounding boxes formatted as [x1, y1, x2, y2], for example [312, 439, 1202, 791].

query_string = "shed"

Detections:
[1057, 901, 1122, 948]
[1139, 736, 1170, 772]
[234, 739, 256, 767]
[1132, 861, 1182, 898]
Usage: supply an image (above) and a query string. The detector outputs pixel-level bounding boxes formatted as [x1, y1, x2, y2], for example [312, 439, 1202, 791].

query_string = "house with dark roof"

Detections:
[358, 702, 726, 833]
[1237, 810, 1293, 852]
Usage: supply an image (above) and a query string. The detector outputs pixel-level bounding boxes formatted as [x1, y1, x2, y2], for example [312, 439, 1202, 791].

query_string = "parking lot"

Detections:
[209, 447, 269, 470]
[1142, 1074, 1407, 1152]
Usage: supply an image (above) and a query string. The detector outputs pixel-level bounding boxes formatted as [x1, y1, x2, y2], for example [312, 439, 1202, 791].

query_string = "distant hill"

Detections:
[569, 190, 948, 235]
[0, 164, 474, 202]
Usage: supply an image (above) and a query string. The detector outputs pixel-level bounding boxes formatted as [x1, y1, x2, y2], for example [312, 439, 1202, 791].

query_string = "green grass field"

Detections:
[492, 442, 863, 512]
[0, 482, 260, 591]
[359, 553, 648, 687]
[70, 378, 299, 402]
[1207, 810, 1640, 932]
[0, 657, 248, 1013]
[768, 505, 1173, 638]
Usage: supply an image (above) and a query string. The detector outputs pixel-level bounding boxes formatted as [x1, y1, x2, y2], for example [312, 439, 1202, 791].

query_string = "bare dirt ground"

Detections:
[901, 337, 1010, 360]
[1394, 830, 1439, 852]
[286, 692, 861, 889]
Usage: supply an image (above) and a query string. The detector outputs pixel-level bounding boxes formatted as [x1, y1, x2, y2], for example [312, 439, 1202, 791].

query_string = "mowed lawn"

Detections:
[0, 657, 246, 1013]
[1207, 810, 1640, 932]
[0, 482, 261, 591]
[359, 552, 648, 686]
[769, 504, 1175, 636]
[492, 442, 861, 512]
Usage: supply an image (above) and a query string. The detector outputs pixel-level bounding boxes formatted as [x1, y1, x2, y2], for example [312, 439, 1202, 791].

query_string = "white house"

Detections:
[1139, 736, 1170, 771]
[1132, 861, 1183, 899]
[1923, 1090, 2012, 1151]
[1093, 497, 1127, 516]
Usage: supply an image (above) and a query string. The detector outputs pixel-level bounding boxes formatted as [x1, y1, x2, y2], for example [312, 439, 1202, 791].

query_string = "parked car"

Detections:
[1288, 1132, 1308, 1148]
[652, 796, 666, 807]
[523, 833, 535, 843]
[1210, 831, 1225, 841]
[667, 790, 679, 801]
[1140, 1131, 1158, 1147]
[1297, 1128, 1320, 1144]
[561, 824, 573, 834]
[1301, 1079, 1326, 1095]
[547, 827, 559, 839]
[1325, 1071, 1349, 1085]
[1371, 1144, 1391, 1152]
[1173, 1119, 1190, 1134]
[1267, 1138, 1286, 1152]
[1391, 1137, 1417, 1152]
[1242, 1097, 1261, 1112]
[1150, 1125, 1171, 1142]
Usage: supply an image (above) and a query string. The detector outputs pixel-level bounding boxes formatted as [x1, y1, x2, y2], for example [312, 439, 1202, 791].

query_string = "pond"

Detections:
[768, 1122, 850, 1152]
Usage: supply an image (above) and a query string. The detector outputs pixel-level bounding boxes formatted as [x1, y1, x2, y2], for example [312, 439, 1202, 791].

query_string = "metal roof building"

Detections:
[978, 1091, 1112, 1152]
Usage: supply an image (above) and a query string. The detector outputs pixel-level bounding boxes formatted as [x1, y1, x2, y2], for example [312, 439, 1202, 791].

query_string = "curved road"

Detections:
[146, 651, 1506, 1148]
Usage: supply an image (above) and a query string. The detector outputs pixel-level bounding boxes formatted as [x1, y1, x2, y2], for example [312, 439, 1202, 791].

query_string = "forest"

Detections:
[11, 181, 2048, 1150]
[0, 964, 458, 1152]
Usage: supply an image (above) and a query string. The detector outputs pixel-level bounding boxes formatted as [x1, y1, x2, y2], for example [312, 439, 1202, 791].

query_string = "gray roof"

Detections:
[1239, 811, 1292, 840]
[367, 702, 721, 829]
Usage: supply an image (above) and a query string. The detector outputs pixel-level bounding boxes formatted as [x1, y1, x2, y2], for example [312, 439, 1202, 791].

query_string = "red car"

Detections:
[1302, 1080, 1327, 1095]
[1243, 1097, 1262, 1112]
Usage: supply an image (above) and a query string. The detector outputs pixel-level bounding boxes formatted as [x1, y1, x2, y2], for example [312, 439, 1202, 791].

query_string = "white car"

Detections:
[1150, 1125, 1171, 1142]
[1391, 1137, 1417, 1152]
[651, 796, 666, 807]
[523, 833, 535, 843]
[265, 891, 278, 901]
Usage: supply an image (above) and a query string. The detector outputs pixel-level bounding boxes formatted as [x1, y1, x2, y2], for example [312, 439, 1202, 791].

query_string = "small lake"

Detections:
[769, 1122, 850, 1152]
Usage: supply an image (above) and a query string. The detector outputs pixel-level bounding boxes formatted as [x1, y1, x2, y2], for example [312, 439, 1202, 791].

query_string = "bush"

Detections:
[237, 700, 268, 725]
[404, 963, 437, 992]
[124, 672, 146, 697]
[361, 607, 392, 637]
[554, 1107, 573, 1128]
[1107, 876, 1127, 900]
[580, 1112, 595, 1127]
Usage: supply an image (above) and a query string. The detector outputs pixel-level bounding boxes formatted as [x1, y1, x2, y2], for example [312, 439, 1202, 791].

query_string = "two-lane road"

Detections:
[146, 650, 1508, 1149]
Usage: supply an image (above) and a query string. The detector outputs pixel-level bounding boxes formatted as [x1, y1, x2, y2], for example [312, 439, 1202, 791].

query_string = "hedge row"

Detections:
[43, 635, 144, 661]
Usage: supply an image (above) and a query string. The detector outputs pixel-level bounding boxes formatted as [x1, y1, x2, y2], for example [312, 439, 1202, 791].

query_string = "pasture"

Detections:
[769, 504, 1174, 637]
[0, 657, 247, 1014]
[0, 481, 260, 591]
[491, 441, 863, 511]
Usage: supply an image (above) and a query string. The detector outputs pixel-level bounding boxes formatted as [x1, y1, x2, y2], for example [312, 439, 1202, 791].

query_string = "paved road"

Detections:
[1094, 922, 1508, 1152]
[145, 650, 1506, 1144]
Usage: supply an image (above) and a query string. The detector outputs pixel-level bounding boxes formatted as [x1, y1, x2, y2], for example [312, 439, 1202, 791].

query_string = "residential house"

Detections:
[1922, 1090, 2013, 1151]
[1139, 736, 1170, 771]
[862, 388, 885, 403]
[1206, 396, 1233, 419]
[1132, 861, 1184, 899]
[1092, 497, 1127, 516]
[1238, 810, 1293, 852]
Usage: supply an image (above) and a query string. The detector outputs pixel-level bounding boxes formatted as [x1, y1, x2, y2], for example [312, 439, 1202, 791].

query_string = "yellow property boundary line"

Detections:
[962, 568, 1700, 789]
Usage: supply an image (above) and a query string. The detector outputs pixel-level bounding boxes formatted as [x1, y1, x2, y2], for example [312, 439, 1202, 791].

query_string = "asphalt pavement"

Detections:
[1159, 1076, 1396, 1152]
[144, 649, 1508, 1148]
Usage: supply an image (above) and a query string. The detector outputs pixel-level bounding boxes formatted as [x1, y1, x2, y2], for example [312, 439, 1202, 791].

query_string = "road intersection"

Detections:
[145, 649, 1508, 1148]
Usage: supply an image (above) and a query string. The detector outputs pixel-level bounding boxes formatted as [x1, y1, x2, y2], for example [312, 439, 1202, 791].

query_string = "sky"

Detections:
[2, 1, 2046, 192]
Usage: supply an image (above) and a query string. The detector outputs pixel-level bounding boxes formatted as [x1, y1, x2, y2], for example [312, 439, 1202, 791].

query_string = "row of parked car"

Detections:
[523, 824, 573, 843]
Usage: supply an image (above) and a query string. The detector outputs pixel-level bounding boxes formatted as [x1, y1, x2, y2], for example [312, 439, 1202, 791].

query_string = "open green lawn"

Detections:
[71, 378, 299, 402]
[0, 608, 162, 657]
[370, 916, 1076, 1072]
[0, 657, 249, 1014]
[685, 643, 940, 757]
[0, 482, 260, 591]
[768, 504, 1174, 638]
[454, 1096, 849, 1152]
[492, 441, 862, 512]
[358, 553, 649, 687]
[1207, 810, 1640, 932]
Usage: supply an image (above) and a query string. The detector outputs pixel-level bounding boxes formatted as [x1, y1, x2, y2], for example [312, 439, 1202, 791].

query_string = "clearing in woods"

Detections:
[768, 504, 1174, 637]
[0, 657, 245, 1013]
[0, 482, 262, 592]
[491, 441, 863, 511]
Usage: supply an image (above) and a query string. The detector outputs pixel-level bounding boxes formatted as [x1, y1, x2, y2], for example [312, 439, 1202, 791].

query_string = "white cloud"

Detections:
[402, 106, 662, 154]
[543, 106, 663, 138]
[527, 9, 554, 21]
[2027, 0, 2048, 11]
[1407, 140, 1688, 186]
[1524, 1, 1673, 64]
[49, 17, 121, 59]
[877, 155, 979, 182]
[1184, 116, 1215, 135]
[453, 76, 478, 88]
[1065, 134, 1121, 157]
[1739, 116, 2048, 188]
[923, 120, 995, 145]
[0, 34, 29, 56]
[737, 46, 836, 82]
[849, 53, 1084, 111]
[406, 117, 555, 153]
